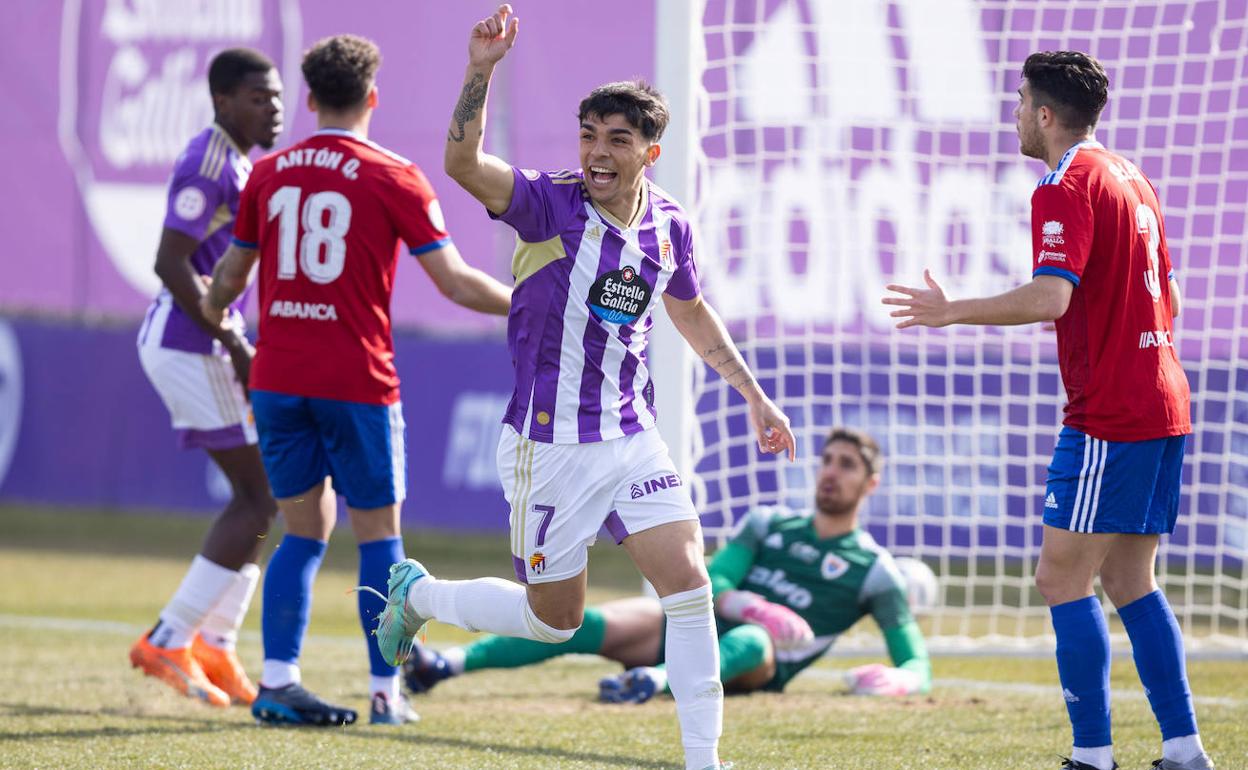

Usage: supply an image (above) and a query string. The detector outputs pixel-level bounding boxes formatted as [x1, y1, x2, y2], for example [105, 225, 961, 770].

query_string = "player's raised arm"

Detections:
[444, 4, 519, 215]
[663, 293, 796, 460]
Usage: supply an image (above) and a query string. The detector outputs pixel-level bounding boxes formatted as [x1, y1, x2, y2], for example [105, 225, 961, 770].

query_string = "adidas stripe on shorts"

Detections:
[1043, 425, 1186, 534]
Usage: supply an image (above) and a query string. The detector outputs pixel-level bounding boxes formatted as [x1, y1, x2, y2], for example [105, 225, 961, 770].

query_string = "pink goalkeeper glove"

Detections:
[844, 663, 924, 696]
[717, 590, 814, 651]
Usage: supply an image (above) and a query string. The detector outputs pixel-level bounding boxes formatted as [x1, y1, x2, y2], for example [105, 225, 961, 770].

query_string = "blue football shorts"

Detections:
[1043, 425, 1186, 534]
[250, 390, 407, 509]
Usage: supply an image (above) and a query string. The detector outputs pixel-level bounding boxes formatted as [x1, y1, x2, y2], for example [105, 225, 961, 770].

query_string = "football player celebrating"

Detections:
[884, 51, 1212, 770]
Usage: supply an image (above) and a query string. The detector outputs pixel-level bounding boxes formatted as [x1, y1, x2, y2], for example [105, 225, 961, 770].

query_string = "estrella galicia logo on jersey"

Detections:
[821, 553, 849, 580]
[631, 473, 682, 499]
[588, 265, 653, 325]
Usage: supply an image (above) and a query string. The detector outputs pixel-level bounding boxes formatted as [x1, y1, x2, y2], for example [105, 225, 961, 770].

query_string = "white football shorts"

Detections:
[138, 344, 257, 451]
[498, 424, 698, 585]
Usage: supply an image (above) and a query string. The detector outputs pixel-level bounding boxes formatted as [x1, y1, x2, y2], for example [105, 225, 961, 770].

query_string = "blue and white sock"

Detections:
[358, 537, 405, 690]
[1118, 590, 1201, 762]
[1051, 596, 1113, 765]
[259, 534, 326, 688]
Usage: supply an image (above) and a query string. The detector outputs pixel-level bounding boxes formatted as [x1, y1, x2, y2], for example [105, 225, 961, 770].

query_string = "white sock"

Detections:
[661, 585, 722, 770]
[407, 577, 576, 643]
[370, 674, 400, 702]
[261, 660, 300, 689]
[443, 648, 467, 675]
[151, 555, 239, 649]
[1070, 746, 1115, 770]
[1163, 734, 1205, 763]
[199, 563, 260, 651]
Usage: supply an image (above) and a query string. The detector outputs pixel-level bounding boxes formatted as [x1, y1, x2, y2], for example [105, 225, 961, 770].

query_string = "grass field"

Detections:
[1, 506, 1244, 769]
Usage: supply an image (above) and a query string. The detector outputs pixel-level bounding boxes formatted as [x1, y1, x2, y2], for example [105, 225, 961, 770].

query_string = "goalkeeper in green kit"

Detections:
[403, 427, 932, 700]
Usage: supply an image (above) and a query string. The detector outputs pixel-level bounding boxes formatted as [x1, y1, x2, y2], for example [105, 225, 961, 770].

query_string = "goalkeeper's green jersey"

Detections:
[709, 506, 927, 689]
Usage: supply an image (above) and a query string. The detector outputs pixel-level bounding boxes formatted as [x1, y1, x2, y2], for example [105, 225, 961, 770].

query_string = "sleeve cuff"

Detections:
[231, 237, 258, 249]
[409, 237, 452, 256]
[1033, 265, 1080, 286]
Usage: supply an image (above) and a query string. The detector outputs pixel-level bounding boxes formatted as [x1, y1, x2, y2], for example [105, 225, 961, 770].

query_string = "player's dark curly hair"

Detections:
[823, 427, 883, 475]
[578, 80, 670, 142]
[208, 48, 276, 96]
[301, 34, 382, 111]
[1022, 51, 1109, 132]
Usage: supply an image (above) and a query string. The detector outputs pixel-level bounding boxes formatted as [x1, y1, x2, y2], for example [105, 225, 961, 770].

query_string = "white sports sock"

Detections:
[407, 576, 576, 643]
[443, 648, 467, 675]
[151, 555, 239, 649]
[661, 585, 723, 770]
[199, 562, 261, 651]
[1163, 734, 1205, 763]
[261, 660, 300, 689]
[1070, 746, 1115, 770]
[370, 674, 400, 701]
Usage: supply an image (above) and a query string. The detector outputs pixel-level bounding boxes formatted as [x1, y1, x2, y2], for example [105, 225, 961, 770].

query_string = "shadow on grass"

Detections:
[0, 701, 670, 768]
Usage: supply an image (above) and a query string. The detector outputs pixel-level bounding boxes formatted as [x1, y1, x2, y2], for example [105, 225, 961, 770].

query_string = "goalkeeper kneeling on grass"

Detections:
[405, 427, 932, 701]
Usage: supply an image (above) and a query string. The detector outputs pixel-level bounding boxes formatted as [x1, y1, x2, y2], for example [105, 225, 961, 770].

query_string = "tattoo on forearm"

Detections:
[700, 344, 756, 392]
[448, 73, 488, 143]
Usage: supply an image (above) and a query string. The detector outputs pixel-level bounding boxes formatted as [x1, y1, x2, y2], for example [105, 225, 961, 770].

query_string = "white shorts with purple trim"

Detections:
[138, 344, 257, 451]
[497, 424, 698, 585]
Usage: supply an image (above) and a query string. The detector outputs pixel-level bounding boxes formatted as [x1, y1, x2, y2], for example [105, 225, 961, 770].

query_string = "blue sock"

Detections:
[261, 535, 327, 665]
[1051, 596, 1113, 749]
[358, 537, 405, 677]
[1118, 590, 1198, 740]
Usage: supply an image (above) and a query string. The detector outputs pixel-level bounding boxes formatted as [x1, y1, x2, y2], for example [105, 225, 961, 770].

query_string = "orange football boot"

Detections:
[192, 634, 258, 705]
[129, 632, 230, 708]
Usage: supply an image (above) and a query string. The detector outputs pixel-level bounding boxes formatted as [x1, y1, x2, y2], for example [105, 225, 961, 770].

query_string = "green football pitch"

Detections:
[1, 506, 1244, 769]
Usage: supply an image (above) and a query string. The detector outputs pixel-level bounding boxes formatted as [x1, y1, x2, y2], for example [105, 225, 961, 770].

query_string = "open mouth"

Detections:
[588, 165, 617, 185]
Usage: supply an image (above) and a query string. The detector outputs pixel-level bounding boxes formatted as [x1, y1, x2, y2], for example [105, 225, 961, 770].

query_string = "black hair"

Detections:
[302, 34, 382, 111]
[823, 427, 883, 475]
[208, 47, 276, 96]
[1022, 51, 1109, 132]
[577, 80, 670, 142]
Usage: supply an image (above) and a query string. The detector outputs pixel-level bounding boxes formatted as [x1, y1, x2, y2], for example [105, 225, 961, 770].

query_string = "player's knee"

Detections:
[524, 601, 580, 644]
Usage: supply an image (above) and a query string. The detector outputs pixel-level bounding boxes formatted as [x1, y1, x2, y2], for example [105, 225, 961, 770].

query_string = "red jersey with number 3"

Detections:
[1030, 140, 1190, 442]
[233, 129, 451, 405]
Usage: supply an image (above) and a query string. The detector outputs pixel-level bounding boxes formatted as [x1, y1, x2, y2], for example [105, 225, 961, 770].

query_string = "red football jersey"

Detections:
[1031, 140, 1191, 442]
[234, 129, 450, 404]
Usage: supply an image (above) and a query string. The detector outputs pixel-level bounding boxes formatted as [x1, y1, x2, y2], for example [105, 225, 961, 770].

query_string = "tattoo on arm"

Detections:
[700, 343, 756, 391]
[448, 73, 488, 143]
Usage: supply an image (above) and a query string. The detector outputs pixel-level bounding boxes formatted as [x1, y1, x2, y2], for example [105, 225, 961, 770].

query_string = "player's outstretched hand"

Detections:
[748, 395, 796, 461]
[882, 269, 952, 329]
[721, 590, 814, 651]
[469, 4, 519, 68]
[844, 663, 924, 696]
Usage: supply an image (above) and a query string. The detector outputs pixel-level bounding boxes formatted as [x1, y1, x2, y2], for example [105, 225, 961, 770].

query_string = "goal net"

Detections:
[677, 0, 1247, 653]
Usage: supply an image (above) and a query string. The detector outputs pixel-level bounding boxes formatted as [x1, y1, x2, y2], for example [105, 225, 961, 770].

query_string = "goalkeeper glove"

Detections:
[844, 663, 925, 696]
[718, 590, 814, 651]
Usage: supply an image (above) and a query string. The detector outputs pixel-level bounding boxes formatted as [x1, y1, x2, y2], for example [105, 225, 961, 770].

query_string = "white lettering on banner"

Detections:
[442, 392, 510, 490]
[268, 300, 339, 320]
[697, 0, 1034, 328]
[0, 320, 23, 491]
[101, 0, 262, 42]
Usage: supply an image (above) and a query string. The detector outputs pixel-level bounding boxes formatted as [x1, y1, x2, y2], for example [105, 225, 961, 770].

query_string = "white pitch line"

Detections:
[3, 613, 1244, 709]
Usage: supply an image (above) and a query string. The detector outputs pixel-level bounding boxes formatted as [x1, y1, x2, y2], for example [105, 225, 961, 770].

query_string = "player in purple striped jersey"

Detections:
[372, 6, 793, 770]
[130, 48, 282, 709]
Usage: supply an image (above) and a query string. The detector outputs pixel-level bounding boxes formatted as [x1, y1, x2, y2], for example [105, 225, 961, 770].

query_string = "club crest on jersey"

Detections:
[1041, 220, 1065, 246]
[528, 551, 546, 574]
[588, 265, 653, 325]
[821, 553, 849, 580]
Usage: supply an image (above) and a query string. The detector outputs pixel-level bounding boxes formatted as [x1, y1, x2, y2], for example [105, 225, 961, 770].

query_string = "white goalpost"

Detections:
[656, 0, 1248, 654]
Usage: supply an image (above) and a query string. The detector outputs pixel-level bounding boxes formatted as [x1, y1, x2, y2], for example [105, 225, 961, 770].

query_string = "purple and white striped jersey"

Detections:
[137, 123, 251, 354]
[493, 167, 701, 444]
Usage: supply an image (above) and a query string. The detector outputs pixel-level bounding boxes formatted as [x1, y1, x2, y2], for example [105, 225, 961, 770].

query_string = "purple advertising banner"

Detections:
[1, 0, 656, 330]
